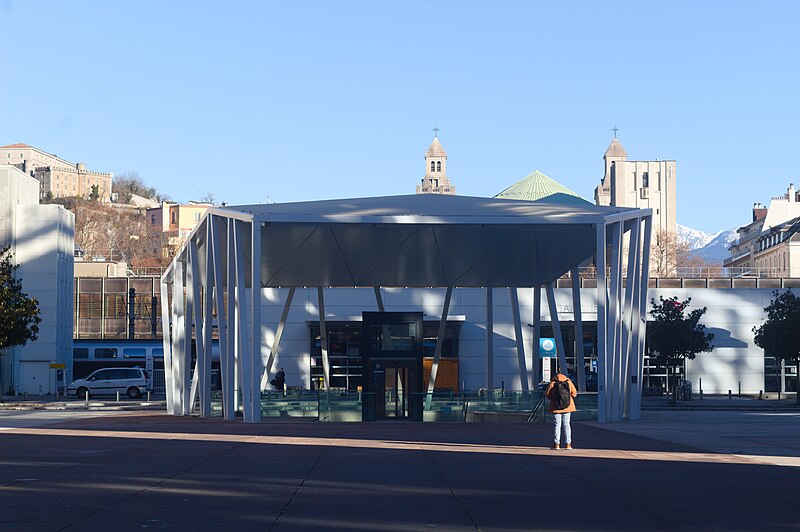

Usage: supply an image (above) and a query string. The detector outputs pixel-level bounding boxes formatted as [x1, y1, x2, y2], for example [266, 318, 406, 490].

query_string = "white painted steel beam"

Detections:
[373, 286, 385, 312]
[427, 287, 453, 397]
[570, 267, 586, 392]
[250, 221, 262, 422]
[486, 287, 493, 391]
[201, 222, 214, 418]
[509, 288, 529, 392]
[233, 220, 254, 422]
[596, 221, 608, 422]
[608, 221, 623, 421]
[545, 283, 568, 375]
[187, 241, 202, 415]
[160, 278, 173, 414]
[262, 287, 296, 391]
[210, 216, 234, 420]
[318, 287, 330, 389]
[622, 218, 641, 419]
[532, 286, 541, 387]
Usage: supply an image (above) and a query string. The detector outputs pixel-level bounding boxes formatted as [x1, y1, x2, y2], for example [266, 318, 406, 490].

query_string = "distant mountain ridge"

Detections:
[677, 224, 738, 263]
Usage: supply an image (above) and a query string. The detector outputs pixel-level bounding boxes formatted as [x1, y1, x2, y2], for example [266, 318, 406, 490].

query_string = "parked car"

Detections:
[67, 367, 149, 399]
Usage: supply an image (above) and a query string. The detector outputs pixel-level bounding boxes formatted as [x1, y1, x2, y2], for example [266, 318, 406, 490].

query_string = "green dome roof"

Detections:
[494, 170, 591, 205]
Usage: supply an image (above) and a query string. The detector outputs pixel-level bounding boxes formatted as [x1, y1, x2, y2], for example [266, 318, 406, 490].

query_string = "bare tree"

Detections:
[113, 171, 166, 204]
[651, 230, 693, 277]
[199, 192, 216, 205]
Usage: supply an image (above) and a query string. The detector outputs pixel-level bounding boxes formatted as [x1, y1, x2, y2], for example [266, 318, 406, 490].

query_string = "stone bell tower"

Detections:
[416, 129, 455, 195]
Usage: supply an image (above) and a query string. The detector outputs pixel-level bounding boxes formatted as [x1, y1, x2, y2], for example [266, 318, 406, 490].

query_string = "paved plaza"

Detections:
[0, 409, 798, 531]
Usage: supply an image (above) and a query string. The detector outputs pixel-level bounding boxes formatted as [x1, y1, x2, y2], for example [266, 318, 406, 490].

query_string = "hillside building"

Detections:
[0, 143, 113, 202]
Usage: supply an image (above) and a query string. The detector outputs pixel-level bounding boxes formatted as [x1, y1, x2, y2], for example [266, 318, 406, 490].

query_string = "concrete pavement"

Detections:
[0, 410, 797, 531]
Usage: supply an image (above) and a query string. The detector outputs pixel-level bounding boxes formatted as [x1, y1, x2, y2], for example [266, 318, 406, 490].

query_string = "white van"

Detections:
[67, 367, 149, 399]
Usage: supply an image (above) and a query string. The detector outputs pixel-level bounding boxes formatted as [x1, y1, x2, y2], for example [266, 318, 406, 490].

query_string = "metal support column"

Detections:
[262, 287, 296, 390]
[318, 287, 330, 389]
[596, 220, 608, 422]
[510, 287, 529, 392]
[545, 282, 568, 375]
[250, 220, 262, 422]
[571, 266, 586, 392]
[427, 287, 453, 398]
[486, 287, 493, 392]
[532, 285, 542, 387]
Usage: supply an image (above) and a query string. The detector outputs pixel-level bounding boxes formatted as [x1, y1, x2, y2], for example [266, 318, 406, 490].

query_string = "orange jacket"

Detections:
[545, 373, 577, 413]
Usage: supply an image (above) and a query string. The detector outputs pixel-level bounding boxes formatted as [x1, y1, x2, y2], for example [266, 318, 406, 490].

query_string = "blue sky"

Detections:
[2, 0, 799, 233]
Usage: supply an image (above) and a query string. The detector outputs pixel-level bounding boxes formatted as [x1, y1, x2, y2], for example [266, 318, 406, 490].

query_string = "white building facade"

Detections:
[0, 165, 74, 395]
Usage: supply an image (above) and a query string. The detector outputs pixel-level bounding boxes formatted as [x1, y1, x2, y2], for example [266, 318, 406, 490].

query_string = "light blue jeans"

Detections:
[553, 412, 572, 445]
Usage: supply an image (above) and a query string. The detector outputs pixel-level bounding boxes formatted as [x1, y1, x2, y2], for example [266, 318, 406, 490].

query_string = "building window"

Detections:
[151, 215, 155, 225]
[194, 212, 200, 222]
[642, 172, 649, 188]
[436, 161, 441, 172]
[171, 212, 176, 224]
[430, 161, 435, 172]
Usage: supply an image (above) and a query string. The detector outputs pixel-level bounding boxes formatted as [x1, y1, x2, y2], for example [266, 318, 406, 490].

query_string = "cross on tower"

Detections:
[611, 125, 619, 138]
[432, 127, 440, 138]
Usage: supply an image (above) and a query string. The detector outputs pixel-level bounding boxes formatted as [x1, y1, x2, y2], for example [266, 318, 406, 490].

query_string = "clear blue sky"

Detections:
[2, 0, 799, 233]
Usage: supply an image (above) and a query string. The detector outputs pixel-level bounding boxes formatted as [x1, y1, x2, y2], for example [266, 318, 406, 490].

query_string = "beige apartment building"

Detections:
[147, 201, 212, 253]
[594, 137, 677, 238]
[726, 183, 800, 275]
[752, 216, 800, 277]
[416, 134, 456, 195]
[0, 143, 113, 202]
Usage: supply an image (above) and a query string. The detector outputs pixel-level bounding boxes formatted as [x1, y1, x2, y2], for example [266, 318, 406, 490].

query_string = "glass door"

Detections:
[384, 364, 409, 419]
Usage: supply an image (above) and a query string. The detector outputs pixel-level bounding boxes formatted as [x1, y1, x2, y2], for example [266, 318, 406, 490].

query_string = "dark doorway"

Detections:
[362, 312, 424, 421]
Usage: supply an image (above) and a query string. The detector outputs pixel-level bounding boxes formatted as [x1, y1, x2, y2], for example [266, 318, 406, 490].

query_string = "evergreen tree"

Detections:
[753, 289, 800, 403]
[647, 296, 714, 396]
[0, 247, 42, 352]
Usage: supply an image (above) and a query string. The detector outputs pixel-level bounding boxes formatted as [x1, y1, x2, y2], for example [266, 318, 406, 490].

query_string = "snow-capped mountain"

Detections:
[677, 224, 721, 249]
[677, 224, 738, 263]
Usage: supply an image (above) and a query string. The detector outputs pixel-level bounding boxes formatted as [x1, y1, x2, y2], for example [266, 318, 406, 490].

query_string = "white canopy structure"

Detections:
[161, 194, 652, 423]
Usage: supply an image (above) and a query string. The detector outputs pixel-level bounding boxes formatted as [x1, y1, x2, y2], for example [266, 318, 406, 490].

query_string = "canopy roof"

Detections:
[179, 194, 647, 289]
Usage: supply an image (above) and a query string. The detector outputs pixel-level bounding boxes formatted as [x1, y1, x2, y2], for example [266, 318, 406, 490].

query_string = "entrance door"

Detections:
[383, 361, 410, 419]
[368, 357, 421, 421]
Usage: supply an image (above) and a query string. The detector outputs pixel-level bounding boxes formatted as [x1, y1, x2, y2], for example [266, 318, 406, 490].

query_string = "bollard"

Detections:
[85, 392, 89, 403]
[147, 391, 151, 402]
[728, 390, 732, 400]
[759, 390, 763, 400]
[738, 381, 741, 398]
[116, 391, 120, 402]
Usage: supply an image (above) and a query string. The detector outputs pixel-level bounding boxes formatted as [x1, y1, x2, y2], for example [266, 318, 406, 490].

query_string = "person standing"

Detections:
[545, 373, 577, 450]
[275, 368, 286, 394]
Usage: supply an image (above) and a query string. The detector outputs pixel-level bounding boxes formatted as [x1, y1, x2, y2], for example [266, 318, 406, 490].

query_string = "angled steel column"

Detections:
[262, 287, 296, 390]
[623, 217, 642, 419]
[211, 216, 234, 420]
[427, 287, 453, 398]
[510, 287, 529, 392]
[201, 223, 214, 418]
[227, 219, 239, 415]
[233, 220, 254, 422]
[188, 241, 203, 415]
[486, 287, 493, 391]
[160, 276, 173, 414]
[250, 221, 262, 422]
[608, 221, 623, 421]
[545, 283, 568, 375]
[596, 221, 608, 422]
[171, 259, 185, 415]
[532, 286, 542, 387]
[318, 287, 330, 389]
[632, 215, 653, 420]
[373, 286, 385, 311]
[570, 267, 586, 392]
[182, 248, 195, 416]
